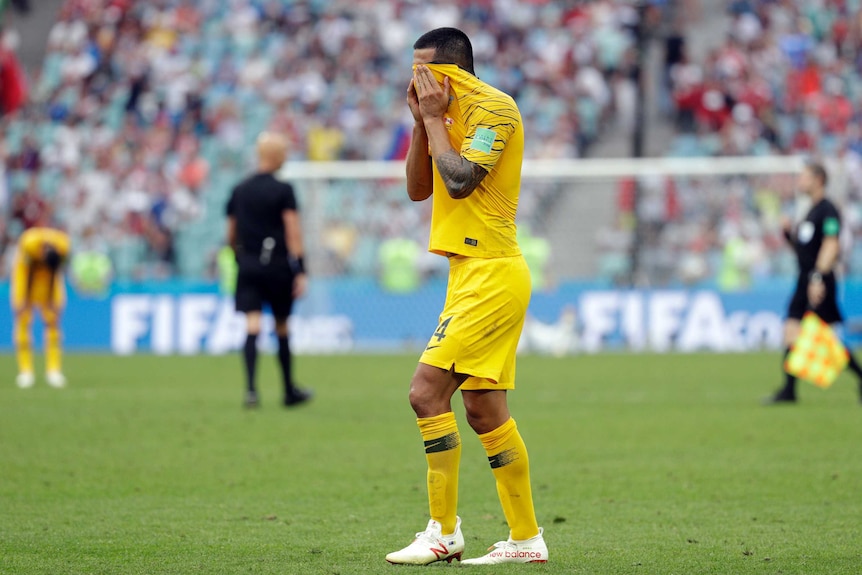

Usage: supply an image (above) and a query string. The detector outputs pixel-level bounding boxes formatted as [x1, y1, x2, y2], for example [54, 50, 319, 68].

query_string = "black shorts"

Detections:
[235, 261, 295, 318]
[786, 273, 843, 324]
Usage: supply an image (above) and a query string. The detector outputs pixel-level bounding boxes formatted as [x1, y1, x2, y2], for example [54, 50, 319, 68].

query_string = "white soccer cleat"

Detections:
[385, 517, 465, 565]
[461, 527, 548, 565]
[46, 371, 67, 388]
[16, 372, 35, 389]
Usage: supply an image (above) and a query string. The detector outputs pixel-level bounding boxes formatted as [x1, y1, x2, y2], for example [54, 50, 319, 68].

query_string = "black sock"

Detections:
[277, 335, 295, 396]
[846, 346, 862, 380]
[780, 346, 797, 397]
[244, 333, 258, 393]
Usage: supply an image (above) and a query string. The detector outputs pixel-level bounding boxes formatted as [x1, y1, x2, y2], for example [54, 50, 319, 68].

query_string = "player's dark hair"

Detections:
[806, 161, 828, 187]
[413, 27, 475, 75]
[44, 246, 63, 271]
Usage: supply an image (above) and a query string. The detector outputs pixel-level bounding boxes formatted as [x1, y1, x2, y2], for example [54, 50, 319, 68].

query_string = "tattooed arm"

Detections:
[423, 117, 487, 199]
[429, 146, 488, 200]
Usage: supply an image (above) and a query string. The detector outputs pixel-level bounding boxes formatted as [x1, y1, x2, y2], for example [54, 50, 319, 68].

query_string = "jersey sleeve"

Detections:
[460, 98, 519, 172]
[19, 231, 42, 261]
[19, 229, 70, 262]
[226, 187, 237, 217]
[51, 232, 71, 258]
[821, 203, 841, 237]
[281, 183, 298, 212]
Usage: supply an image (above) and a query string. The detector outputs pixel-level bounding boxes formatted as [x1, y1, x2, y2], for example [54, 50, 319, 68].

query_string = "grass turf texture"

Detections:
[1, 352, 861, 574]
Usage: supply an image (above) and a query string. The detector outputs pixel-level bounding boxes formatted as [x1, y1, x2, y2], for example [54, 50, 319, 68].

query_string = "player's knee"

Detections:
[13, 328, 31, 345]
[274, 317, 289, 337]
[463, 392, 510, 434]
[408, 378, 447, 417]
[407, 383, 431, 416]
[408, 364, 460, 416]
[246, 312, 263, 334]
[464, 407, 497, 435]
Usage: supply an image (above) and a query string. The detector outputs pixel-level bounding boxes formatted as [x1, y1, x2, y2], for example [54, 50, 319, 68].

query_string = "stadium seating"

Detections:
[1, 0, 860, 285]
[0, 0, 648, 280]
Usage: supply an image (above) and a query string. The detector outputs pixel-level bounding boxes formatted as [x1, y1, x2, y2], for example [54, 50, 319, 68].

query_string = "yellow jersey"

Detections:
[423, 64, 524, 258]
[16, 227, 71, 266]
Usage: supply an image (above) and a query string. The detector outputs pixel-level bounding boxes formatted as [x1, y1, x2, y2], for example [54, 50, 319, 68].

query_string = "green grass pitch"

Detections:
[1, 352, 861, 574]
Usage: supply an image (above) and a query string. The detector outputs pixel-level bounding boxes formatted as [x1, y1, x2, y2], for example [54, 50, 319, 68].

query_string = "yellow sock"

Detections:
[45, 322, 62, 374]
[478, 418, 539, 541]
[14, 311, 34, 374]
[417, 412, 461, 534]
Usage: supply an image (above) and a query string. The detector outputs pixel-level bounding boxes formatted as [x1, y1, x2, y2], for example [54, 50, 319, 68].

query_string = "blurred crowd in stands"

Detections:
[600, 0, 862, 286]
[666, 0, 862, 159]
[0, 0, 860, 288]
[1, 0, 656, 282]
[597, 170, 810, 289]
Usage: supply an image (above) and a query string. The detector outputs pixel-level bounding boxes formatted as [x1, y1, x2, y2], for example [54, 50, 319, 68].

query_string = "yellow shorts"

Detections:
[420, 254, 531, 390]
[10, 259, 66, 317]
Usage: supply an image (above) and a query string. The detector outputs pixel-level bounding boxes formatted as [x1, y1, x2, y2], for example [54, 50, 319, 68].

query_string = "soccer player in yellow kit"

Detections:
[10, 227, 71, 389]
[386, 28, 548, 566]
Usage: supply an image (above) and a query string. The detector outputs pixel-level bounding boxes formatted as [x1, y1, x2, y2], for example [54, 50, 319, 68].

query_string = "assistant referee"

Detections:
[765, 161, 862, 403]
[226, 132, 311, 408]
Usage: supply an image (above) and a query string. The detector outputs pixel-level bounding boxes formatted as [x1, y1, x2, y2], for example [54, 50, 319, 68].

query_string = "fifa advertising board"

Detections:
[0, 279, 860, 354]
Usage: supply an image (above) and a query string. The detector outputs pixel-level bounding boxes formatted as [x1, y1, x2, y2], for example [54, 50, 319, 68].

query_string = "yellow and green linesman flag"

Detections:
[217, 246, 238, 295]
[784, 311, 849, 388]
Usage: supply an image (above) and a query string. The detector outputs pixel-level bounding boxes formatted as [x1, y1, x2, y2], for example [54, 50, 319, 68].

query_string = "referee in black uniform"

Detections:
[766, 161, 862, 404]
[226, 132, 311, 408]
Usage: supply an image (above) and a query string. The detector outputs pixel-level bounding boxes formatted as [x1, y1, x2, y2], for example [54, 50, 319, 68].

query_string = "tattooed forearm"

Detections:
[434, 150, 488, 199]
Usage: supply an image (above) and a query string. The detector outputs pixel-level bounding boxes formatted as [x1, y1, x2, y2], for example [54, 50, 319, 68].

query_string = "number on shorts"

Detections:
[433, 316, 452, 342]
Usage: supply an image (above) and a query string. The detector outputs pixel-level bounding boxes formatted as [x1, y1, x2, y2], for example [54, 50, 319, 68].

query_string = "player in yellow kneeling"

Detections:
[10, 227, 71, 389]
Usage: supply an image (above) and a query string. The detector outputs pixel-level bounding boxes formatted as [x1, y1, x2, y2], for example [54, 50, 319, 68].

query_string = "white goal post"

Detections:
[279, 155, 810, 181]
[278, 154, 845, 285]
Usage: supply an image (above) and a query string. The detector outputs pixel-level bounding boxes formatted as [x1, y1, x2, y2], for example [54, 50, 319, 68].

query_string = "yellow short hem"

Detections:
[417, 359, 514, 390]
